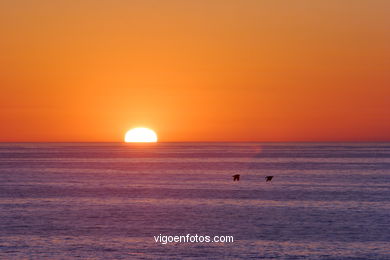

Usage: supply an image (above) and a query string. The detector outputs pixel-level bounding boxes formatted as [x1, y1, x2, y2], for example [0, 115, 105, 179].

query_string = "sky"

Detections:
[0, 0, 389, 142]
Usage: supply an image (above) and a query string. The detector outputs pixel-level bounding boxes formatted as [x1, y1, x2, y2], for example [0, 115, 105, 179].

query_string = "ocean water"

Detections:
[0, 142, 389, 259]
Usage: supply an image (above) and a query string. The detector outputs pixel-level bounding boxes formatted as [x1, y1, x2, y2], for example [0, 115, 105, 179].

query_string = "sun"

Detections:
[124, 128, 158, 143]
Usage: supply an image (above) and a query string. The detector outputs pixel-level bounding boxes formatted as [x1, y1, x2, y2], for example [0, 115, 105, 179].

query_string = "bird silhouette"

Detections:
[265, 176, 273, 182]
[232, 174, 240, 181]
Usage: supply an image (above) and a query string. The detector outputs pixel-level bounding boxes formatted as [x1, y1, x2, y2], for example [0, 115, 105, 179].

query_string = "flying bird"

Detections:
[265, 176, 273, 182]
[232, 174, 240, 181]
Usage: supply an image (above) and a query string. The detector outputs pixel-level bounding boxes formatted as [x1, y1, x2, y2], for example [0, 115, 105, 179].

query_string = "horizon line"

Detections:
[1, 141, 390, 143]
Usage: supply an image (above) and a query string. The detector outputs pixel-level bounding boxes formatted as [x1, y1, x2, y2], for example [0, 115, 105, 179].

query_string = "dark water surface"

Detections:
[0, 143, 389, 259]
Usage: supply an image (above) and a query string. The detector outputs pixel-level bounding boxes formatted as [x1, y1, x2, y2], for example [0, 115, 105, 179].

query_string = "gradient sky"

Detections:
[1, 0, 389, 142]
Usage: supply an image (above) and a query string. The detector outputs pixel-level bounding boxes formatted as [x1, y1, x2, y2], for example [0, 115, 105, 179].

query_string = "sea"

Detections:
[0, 143, 389, 259]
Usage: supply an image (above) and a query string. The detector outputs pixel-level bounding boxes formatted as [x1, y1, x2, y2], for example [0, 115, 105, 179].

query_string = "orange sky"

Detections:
[1, 0, 389, 142]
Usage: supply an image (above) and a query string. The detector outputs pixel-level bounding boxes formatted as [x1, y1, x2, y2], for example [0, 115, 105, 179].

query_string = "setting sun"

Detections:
[124, 128, 158, 143]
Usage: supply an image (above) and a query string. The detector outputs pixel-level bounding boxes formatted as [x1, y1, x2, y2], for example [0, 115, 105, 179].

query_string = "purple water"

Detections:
[1, 143, 389, 259]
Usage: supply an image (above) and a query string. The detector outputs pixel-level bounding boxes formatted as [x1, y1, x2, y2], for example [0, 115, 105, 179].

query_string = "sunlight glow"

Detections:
[124, 128, 158, 143]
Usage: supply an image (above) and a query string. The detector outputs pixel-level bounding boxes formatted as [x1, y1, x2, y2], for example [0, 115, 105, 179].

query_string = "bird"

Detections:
[232, 174, 240, 181]
[265, 176, 273, 182]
